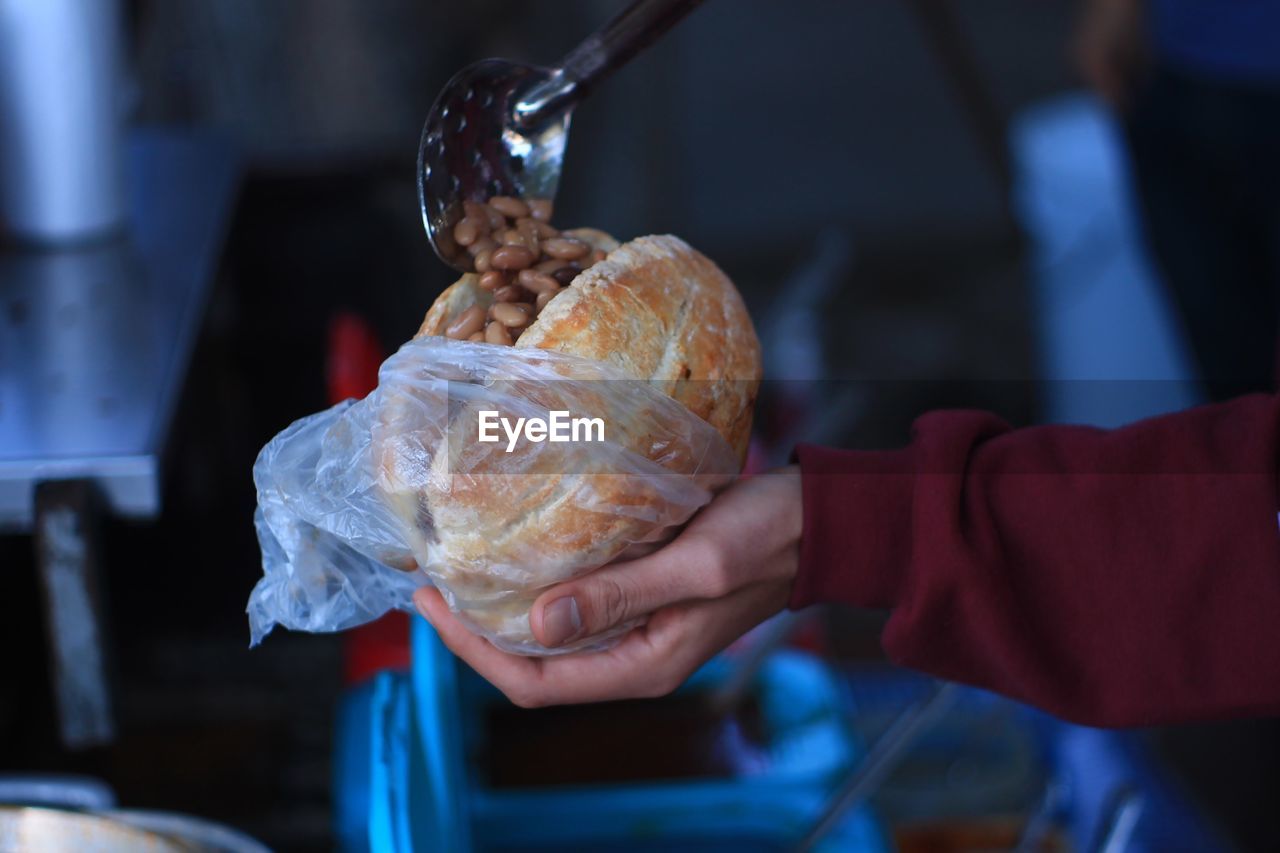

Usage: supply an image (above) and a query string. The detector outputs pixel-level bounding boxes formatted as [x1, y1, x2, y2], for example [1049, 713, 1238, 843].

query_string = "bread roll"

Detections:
[380, 232, 762, 651]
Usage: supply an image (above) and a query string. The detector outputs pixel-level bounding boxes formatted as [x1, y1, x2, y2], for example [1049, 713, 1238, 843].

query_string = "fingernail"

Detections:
[541, 596, 581, 647]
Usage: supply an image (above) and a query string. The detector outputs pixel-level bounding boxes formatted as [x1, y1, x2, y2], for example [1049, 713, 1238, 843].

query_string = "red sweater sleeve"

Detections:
[791, 394, 1280, 727]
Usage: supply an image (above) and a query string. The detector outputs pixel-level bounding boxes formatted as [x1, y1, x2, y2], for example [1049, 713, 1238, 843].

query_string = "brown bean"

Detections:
[552, 265, 580, 286]
[484, 321, 513, 345]
[492, 302, 533, 328]
[478, 270, 508, 291]
[482, 204, 506, 231]
[528, 198, 553, 222]
[462, 201, 490, 223]
[467, 331, 485, 342]
[500, 228, 534, 254]
[490, 244, 535, 270]
[542, 237, 590, 260]
[517, 268, 560, 294]
[473, 249, 493, 274]
[517, 219, 541, 256]
[468, 235, 497, 256]
[587, 249, 607, 266]
[493, 284, 530, 302]
[535, 289, 561, 312]
[488, 196, 530, 219]
[518, 217, 558, 239]
[453, 217, 481, 247]
[445, 305, 485, 339]
[534, 258, 565, 274]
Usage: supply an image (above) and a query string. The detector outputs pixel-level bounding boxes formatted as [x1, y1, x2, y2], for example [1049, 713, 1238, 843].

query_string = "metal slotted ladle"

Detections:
[418, 0, 706, 272]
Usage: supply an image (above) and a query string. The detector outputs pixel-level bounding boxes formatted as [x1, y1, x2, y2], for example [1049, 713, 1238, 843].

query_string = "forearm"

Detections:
[793, 394, 1280, 726]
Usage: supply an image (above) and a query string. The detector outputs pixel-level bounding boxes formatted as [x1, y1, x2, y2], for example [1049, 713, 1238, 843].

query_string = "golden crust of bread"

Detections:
[417, 234, 760, 456]
[380, 232, 761, 652]
[517, 235, 760, 458]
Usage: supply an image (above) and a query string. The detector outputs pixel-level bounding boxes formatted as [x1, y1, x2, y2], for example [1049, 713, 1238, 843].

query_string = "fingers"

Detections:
[412, 587, 541, 698]
[415, 580, 789, 707]
[528, 468, 802, 649]
[529, 533, 726, 648]
[414, 585, 671, 706]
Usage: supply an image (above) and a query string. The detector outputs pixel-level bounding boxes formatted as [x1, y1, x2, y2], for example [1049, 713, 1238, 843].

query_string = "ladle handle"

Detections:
[514, 0, 707, 128]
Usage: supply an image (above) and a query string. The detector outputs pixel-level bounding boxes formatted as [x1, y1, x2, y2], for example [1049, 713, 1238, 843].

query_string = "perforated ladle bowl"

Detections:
[418, 0, 706, 273]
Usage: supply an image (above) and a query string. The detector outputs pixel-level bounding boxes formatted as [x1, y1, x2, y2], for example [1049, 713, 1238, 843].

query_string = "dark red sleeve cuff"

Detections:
[789, 443, 915, 612]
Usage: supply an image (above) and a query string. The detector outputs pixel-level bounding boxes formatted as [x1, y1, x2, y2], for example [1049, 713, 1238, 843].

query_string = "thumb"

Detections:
[530, 536, 722, 647]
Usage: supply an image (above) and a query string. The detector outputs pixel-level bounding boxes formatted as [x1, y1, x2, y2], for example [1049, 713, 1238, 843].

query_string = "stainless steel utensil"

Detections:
[792, 682, 960, 853]
[0, 807, 194, 852]
[418, 0, 706, 272]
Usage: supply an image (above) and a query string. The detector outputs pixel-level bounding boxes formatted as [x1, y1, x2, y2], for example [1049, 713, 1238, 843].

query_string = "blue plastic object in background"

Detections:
[1011, 93, 1203, 427]
[335, 619, 890, 851]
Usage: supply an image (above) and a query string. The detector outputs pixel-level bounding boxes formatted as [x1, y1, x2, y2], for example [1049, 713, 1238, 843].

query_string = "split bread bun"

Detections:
[379, 231, 762, 652]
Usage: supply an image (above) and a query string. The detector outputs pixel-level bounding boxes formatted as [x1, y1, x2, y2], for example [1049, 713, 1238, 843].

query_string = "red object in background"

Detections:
[327, 312, 386, 404]
[328, 312, 411, 685]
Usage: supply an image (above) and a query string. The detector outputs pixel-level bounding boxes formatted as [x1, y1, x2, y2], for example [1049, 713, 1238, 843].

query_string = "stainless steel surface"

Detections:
[511, 0, 707, 129]
[0, 129, 240, 531]
[0, 807, 194, 853]
[793, 681, 960, 853]
[418, 0, 706, 272]
[105, 810, 271, 853]
[0, 776, 116, 811]
[0, 0, 127, 241]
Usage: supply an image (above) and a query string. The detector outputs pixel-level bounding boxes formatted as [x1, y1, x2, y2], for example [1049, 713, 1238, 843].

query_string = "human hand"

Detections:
[413, 465, 802, 707]
[1072, 0, 1146, 108]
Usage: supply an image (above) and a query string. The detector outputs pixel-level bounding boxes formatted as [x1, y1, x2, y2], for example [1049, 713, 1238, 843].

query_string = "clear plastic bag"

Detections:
[248, 336, 740, 655]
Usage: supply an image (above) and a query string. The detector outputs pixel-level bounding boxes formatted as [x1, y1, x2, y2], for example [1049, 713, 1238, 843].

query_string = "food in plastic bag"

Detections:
[249, 230, 761, 655]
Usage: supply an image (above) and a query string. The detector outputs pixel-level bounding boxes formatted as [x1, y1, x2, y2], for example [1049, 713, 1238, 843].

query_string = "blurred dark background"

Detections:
[1, 0, 1275, 849]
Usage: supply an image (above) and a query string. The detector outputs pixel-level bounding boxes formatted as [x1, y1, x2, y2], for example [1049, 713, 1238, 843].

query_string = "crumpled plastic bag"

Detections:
[248, 336, 740, 655]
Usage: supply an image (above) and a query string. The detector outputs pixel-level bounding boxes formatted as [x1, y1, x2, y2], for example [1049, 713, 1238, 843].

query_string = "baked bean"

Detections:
[492, 302, 533, 328]
[519, 218, 558, 239]
[542, 237, 590, 260]
[478, 270, 507, 291]
[488, 196, 530, 219]
[453, 217, 482, 247]
[458, 196, 605, 341]
[552, 265, 580, 286]
[493, 284, 530, 302]
[491, 245, 535, 270]
[535, 289, 560, 312]
[517, 269, 560, 294]
[517, 219, 541, 256]
[487, 210, 506, 234]
[505, 229, 537, 255]
[445, 304, 485, 339]
[485, 320, 513, 345]
[528, 198, 553, 222]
